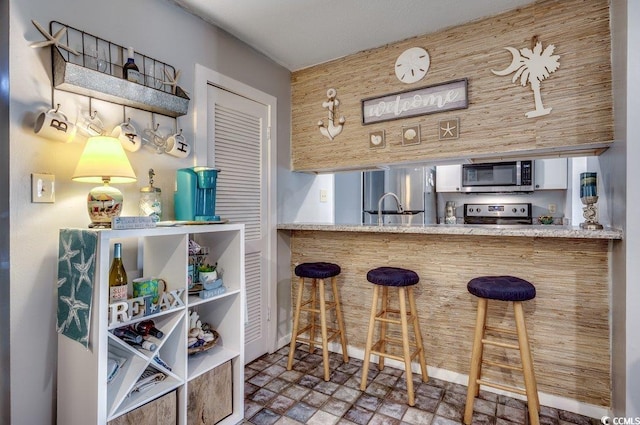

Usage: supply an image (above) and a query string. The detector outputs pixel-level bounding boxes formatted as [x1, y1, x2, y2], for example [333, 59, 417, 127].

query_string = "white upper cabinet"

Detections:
[436, 165, 462, 192]
[534, 158, 568, 190]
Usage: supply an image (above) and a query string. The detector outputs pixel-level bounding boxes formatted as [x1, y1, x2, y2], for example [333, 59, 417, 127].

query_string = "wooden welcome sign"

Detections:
[361, 78, 468, 124]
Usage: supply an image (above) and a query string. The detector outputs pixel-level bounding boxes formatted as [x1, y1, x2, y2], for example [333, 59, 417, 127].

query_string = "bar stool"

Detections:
[464, 275, 540, 425]
[287, 262, 349, 381]
[360, 266, 428, 406]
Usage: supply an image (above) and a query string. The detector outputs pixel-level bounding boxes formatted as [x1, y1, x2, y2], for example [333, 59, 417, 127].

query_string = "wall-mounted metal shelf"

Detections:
[50, 21, 189, 118]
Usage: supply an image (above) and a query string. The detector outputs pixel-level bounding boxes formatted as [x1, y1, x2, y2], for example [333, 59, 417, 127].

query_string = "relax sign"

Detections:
[362, 78, 468, 124]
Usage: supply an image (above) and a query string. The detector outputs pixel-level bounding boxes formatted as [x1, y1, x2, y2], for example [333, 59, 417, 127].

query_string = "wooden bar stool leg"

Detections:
[408, 287, 428, 382]
[361, 285, 379, 391]
[318, 279, 331, 381]
[308, 279, 318, 353]
[464, 298, 488, 425]
[331, 276, 349, 363]
[514, 302, 540, 425]
[288, 276, 306, 370]
[378, 286, 389, 370]
[398, 288, 415, 406]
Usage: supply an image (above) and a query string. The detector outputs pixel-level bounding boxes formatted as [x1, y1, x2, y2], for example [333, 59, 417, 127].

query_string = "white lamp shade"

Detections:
[72, 136, 137, 183]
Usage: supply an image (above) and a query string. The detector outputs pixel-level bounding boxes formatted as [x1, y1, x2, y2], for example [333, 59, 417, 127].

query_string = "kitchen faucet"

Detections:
[377, 192, 404, 225]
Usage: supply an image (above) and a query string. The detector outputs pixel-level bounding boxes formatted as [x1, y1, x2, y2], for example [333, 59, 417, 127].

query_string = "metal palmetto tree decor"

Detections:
[492, 40, 560, 118]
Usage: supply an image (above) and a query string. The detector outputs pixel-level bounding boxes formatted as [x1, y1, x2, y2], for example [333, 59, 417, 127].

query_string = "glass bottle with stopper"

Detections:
[445, 201, 456, 224]
[579, 172, 603, 230]
[139, 168, 162, 222]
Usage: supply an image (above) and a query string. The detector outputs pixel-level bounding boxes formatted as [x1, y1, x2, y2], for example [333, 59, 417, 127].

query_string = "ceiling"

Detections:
[172, 0, 537, 71]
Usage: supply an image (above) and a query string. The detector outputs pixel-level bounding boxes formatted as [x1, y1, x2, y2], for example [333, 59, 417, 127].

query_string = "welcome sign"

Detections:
[362, 78, 468, 124]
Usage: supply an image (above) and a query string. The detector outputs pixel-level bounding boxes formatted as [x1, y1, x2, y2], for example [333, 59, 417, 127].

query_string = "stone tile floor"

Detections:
[244, 345, 600, 425]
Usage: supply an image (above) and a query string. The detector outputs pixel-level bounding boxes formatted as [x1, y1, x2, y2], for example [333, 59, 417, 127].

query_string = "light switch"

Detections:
[32, 173, 55, 203]
[320, 189, 328, 203]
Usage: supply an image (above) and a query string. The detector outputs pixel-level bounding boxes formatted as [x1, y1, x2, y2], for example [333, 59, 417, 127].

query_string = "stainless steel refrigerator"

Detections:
[362, 166, 437, 225]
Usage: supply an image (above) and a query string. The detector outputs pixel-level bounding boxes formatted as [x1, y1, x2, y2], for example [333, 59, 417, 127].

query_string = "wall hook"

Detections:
[90, 110, 98, 120]
[54, 104, 60, 113]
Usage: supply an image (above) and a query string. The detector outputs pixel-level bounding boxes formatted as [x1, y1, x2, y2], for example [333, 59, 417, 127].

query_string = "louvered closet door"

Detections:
[208, 86, 270, 363]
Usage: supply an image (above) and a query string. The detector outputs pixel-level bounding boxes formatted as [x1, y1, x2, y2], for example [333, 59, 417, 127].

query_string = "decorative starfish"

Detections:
[59, 282, 89, 334]
[162, 68, 182, 94]
[59, 235, 80, 272]
[441, 122, 457, 137]
[73, 250, 95, 292]
[30, 20, 80, 56]
[57, 276, 67, 289]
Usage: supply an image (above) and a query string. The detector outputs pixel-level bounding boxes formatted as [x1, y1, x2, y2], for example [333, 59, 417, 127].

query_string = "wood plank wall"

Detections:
[291, 0, 612, 172]
[289, 231, 611, 406]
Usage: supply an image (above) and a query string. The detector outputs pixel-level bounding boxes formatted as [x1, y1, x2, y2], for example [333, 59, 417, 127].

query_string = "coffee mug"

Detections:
[77, 112, 105, 137]
[33, 108, 77, 143]
[165, 132, 191, 158]
[132, 277, 167, 304]
[143, 128, 169, 154]
[111, 121, 142, 152]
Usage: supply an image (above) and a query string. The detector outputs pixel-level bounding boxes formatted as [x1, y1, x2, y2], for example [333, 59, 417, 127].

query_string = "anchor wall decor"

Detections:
[318, 88, 345, 141]
[492, 37, 560, 118]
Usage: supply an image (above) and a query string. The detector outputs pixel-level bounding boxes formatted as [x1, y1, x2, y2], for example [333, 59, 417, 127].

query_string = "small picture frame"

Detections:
[439, 118, 460, 140]
[402, 124, 421, 146]
[369, 130, 385, 149]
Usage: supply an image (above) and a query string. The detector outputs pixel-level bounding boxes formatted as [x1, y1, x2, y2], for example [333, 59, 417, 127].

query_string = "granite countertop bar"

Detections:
[277, 223, 623, 240]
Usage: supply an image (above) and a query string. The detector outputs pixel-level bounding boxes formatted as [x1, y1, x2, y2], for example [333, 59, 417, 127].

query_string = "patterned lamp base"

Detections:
[87, 183, 123, 228]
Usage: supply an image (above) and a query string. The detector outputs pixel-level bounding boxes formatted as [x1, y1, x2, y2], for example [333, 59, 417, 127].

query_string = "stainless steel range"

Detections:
[464, 203, 532, 225]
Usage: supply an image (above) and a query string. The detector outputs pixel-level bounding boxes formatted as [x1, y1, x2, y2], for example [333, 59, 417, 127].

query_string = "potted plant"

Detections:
[198, 263, 217, 284]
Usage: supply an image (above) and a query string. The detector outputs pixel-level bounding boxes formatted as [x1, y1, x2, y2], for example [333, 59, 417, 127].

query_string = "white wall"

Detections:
[8, 0, 290, 423]
[278, 173, 334, 223]
[608, 0, 640, 416]
[621, 0, 640, 415]
[0, 0, 9, 421]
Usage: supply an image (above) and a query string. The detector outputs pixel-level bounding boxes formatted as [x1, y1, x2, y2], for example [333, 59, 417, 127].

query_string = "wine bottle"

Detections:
[109, 243, 128, 303]
[131, 340, 157, 352]
[113, 327, 143, 345]
[123, 47, 140, 83]
[135, 320, 164, 339]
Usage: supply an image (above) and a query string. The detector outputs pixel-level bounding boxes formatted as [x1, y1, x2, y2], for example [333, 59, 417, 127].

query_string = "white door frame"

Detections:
[194, 63, 278, 354]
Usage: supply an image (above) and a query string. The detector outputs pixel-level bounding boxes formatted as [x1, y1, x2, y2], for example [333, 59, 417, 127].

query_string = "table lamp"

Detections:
[72, 135, 137, 228]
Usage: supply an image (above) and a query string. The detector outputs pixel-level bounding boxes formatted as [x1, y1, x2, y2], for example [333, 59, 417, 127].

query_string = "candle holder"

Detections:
[579, 172, 603, 230]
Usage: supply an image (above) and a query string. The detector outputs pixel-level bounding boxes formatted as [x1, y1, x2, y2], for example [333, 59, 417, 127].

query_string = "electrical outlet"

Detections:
[320, 189, 328, 203]
[548, 203, 557, 213]
[32, 173, 55, 203]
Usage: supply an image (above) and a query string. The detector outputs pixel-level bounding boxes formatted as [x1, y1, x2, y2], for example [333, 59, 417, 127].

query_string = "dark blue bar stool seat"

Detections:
[366, 266, 419, 287]
[361, 266, 428, 406]
[467, 275, 536, 301]
[287, 262, 348, 381]
[464, 275, 540, 425]
[295, 262, 341, 279]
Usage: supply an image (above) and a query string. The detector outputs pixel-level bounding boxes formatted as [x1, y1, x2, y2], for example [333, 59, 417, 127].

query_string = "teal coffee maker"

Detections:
[174, 167, 221, 221]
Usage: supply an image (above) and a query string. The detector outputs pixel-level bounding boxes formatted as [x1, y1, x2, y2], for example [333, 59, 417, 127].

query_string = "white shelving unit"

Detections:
[57, 224, 245, 425]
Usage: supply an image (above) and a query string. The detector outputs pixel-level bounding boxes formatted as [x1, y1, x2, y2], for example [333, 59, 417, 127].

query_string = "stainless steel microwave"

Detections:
[461, 160, 534, 193]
